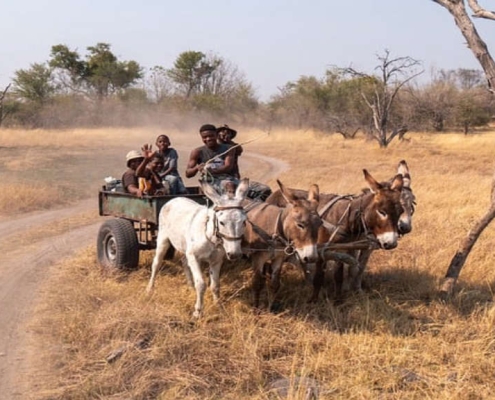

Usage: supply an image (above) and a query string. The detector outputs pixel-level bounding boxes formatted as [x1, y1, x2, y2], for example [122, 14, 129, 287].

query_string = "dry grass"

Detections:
[9, 127, 495, 399]
[0, 127, 198, 215]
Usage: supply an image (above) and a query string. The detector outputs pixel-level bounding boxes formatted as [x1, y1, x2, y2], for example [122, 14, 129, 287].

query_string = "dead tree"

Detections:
[0, 84, 11, 127]
[342, 50, 423, 148]
[433, 0, 495, 296]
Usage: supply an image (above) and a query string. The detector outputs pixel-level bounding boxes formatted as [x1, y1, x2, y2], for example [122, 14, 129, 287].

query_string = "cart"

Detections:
[97, 187, 208, 270]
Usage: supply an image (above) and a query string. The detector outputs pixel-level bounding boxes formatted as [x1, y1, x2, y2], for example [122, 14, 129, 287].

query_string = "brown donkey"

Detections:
[242, 180, 322, 311]
[265, 169, 404, 301]
[350, 160, 416, 292]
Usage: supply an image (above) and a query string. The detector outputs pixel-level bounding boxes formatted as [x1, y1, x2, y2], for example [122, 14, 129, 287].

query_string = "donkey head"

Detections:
[277, 180, 322, 263]
[396, 160, 416, 235]
[201, 178, 250, 260]
[363, 170, 404, 250]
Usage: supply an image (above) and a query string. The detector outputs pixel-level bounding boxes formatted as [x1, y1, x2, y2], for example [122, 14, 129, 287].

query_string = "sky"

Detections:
[2, 0, 495, 101]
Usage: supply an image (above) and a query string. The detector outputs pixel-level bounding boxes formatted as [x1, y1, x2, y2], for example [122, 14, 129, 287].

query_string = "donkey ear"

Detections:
[234, 178, 250, 201]
[363, 169, 381, 194]
[200, 181, 222, 204]
[397, 160, 411, 188]
[390, 173, 404, 191]
[277, 179, 295, 205]
[307, 183, 320, 209]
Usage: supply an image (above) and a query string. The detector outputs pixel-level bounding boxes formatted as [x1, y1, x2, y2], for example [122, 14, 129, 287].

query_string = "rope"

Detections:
[205, 132, 268, 167]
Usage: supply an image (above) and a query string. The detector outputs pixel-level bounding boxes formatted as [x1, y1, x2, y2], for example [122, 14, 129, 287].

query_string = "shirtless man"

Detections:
[185, 124, 238, 195]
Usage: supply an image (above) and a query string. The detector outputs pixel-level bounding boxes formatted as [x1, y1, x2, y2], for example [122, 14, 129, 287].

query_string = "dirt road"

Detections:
[0, 150, 288, 399]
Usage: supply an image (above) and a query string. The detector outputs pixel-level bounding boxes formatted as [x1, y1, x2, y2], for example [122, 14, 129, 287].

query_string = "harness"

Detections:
[206, 205, 245, 244]
[244, 202, 297, 257]
[318, 194, 371, 243]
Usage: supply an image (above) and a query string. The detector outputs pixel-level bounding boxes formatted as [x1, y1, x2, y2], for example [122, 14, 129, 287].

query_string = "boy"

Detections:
[136, 144, 167, 195]
[154, 134, 188, 194]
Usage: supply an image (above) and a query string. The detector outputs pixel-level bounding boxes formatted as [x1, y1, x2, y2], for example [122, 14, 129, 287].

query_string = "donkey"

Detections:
[242, 180, 322, 310]
[350, 160, 416, 291]
[146, 178, 250, 318]
[265, 169, 404, 301]
[396, 160, 416, 235]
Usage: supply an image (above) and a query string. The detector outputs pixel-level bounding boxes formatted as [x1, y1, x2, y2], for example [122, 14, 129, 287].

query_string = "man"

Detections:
[185, 124, 238, 195]
[217, 123, 272, 201]
[122, 150, 145, 197]
[217, 124, 242, 179]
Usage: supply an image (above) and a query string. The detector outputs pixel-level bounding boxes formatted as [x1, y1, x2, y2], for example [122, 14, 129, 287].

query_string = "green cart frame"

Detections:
[97, 187, 208, 270]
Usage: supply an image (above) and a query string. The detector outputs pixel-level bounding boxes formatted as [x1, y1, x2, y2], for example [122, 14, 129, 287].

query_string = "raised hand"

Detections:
[141, 143, 154, 160]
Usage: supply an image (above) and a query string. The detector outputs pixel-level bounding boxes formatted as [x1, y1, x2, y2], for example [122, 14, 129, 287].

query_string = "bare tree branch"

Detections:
[432, 0, 495, 92]
[433, 0, 495, 296]
[467, 0, 495, 20]
[343, 51, 421, 147]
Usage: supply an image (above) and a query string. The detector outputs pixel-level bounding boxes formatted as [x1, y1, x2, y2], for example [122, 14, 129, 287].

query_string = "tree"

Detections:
[49, 43, 142, 100]
[167, 51, 209, 98]
[0, 84, 11, 127]
[455, 88, 492, 134]
[342, 50, 423, 147]
[146, 66, 173, 103]
[12, 63, 55, 104]
[166, 51, 257, 115]
[432, 0, 495, 91]
[325, 71, 377, 138]
[432, 0, 495, 296]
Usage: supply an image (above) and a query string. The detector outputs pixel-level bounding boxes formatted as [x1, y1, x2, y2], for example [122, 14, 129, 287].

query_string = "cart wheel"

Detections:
[97, 219, 139, 270]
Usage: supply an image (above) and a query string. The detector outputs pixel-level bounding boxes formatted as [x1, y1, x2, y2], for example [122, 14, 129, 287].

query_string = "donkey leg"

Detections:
[334, 262, 345, 301]
[187, 256, 206, 318]
[181, 254, 194, 288]
[209, 257, 223, 303]
[352, 249, 372, 292]
[268, 257, 284, 311]
[309, 259, 325, 303]
[146, 236, 171, 293]
[251, 256, 266, 310]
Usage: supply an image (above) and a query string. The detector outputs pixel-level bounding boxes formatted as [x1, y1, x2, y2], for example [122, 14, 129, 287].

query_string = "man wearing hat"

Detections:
[216, 124, 272, 201]
[185, 124, 238, 195]
[122, 150, 145, 197]
[217, 124, 242, 179]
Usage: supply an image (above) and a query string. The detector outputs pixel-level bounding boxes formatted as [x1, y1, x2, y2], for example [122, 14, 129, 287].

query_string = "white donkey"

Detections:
[146, 178, 249, 317]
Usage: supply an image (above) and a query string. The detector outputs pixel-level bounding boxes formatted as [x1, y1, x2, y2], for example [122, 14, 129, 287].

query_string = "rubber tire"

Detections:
[97, 219, 139, 270]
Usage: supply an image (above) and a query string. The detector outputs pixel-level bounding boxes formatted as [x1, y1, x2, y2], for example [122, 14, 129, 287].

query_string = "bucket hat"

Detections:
[126, 150, 143, 167]
[216, 124, 237, 139]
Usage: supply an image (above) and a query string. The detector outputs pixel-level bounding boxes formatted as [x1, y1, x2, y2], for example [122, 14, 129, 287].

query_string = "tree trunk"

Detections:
[440, 169, 495, 296]
[439, 205, 495, 297]
[434, 0, 495, 91]
[433, 0, 495, 297]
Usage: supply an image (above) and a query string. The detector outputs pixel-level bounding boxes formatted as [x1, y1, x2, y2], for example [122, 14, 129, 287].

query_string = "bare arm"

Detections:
[127, 183, 143, 198]
[136, 144, 154, 177]
[185, 148, 204, 178]
[208, 150, 234, 175]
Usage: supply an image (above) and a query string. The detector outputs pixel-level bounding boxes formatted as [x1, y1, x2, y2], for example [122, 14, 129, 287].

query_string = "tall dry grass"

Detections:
[12, 128, 495, 399]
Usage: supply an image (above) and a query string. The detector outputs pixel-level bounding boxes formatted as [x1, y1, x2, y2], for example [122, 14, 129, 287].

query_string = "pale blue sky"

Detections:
[2, 0, 494, 100]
